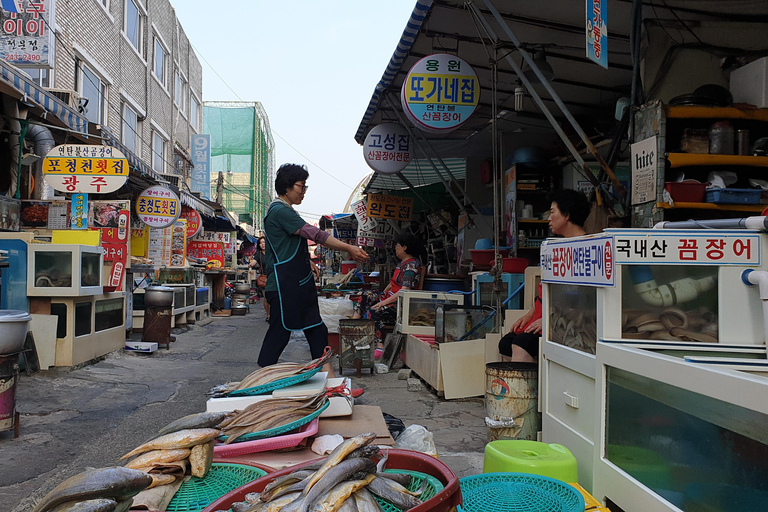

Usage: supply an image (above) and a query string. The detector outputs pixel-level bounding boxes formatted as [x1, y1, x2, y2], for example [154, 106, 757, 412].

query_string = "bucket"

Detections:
[223, 297, 232, 310]
[341, 261, 357, 274]
[0, 354, 20, 432]
[485, 362, 541, 441]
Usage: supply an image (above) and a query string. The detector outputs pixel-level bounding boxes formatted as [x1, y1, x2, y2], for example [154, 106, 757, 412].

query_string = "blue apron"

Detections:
[264, 202, 323, 331]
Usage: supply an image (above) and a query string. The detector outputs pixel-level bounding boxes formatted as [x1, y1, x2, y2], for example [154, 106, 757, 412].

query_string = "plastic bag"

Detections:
[393, 425, 438, 457]
[318, 297, 355, 333]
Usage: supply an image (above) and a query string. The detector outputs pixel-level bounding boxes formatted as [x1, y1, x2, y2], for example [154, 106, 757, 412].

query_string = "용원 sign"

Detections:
[43, 144, 129, 194]
[541, 235, 615, 287]
[363, 123, 411, 174]
[136, 185, 180, 229]
[401, 53, 479, 133]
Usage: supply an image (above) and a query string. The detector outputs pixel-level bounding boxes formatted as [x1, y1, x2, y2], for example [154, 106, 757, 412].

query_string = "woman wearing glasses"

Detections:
[259, 163, 369, 372]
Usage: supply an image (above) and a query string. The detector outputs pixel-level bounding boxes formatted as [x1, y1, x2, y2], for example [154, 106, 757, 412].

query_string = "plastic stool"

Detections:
[483, 440, 578, 483]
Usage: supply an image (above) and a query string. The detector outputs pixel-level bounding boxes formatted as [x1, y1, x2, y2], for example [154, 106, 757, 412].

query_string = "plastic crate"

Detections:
[166, 463, 269, 512]
[705, 188, 762, 204]
[202, 449, 462, 512]
[665, 181, 706, 203]
[458, 472, 584, 512]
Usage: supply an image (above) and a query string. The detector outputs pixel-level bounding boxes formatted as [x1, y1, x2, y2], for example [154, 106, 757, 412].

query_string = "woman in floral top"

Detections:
[352, 233, 427, 340]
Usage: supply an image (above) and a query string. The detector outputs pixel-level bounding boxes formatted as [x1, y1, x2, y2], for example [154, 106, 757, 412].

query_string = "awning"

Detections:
[365, 157, 466, 192]
[0, 61, 89, 136]
[179, 190, 215, 218]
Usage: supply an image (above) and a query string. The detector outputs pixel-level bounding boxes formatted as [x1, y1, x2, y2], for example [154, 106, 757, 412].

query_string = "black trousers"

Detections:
[257, 290, 329, 367]
[498, 331, 540, 358]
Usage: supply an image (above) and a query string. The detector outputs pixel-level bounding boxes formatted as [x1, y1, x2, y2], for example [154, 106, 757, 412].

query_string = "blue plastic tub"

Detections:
[705, 188, 762, 204]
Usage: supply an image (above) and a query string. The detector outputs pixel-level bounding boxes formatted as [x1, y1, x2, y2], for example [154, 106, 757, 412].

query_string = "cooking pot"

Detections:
[144, 286, 175, 307]
[234, 283, 250, 294]
[231, 305, 248, 316]
[0, 310, 31, 354]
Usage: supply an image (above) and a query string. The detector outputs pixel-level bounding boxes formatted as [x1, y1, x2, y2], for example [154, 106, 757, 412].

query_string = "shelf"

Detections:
[518, 219, 549, 223]
[666, 105, 768, 122]
[668, 153, 768, 168]
[656, 201, 765, 212]
[518, 246, 542, 250]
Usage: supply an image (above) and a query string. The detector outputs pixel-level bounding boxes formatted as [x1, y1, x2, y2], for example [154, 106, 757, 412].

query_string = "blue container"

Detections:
[705, 188, 762, 204]
[224, 297, 232, 310]
[423, 275, 466, 292]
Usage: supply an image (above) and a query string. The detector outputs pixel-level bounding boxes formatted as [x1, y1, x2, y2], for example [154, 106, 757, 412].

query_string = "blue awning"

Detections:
[101, 127, 160, 181]
[0, 61, 89, 135]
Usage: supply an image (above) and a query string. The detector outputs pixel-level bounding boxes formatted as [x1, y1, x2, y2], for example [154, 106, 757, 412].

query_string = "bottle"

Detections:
[709, 121, 734, 155]
[518, 230, 527, 247]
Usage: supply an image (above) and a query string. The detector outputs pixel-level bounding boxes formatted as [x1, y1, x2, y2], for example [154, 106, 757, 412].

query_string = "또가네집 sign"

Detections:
[541, 235, 615, 286]
[43, 145, 129, 194]
[136, 185, 180, 229]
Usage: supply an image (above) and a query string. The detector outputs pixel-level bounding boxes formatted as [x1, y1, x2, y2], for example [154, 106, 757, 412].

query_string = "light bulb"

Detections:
[514, 86, 525, 112]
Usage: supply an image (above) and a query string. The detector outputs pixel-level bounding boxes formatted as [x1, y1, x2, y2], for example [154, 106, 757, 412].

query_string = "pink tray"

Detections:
[213, 417, 318, 457]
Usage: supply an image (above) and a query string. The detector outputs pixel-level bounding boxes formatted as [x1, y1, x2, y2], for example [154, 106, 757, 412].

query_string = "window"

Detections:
[122, 104, 140, 156]
[22, 68, 50, 87]
[124, 0, 144, 56]
[174, 70, 185, 112]
[80, 63, 106, 124]
[190, 95, 199, 131]
[152, 131, 166, 173]
[100, 0, 109, 7]
[153, 37, 166, 87]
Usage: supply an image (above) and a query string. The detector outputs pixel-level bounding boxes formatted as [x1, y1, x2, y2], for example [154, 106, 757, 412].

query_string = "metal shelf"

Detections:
[656, 201, 765, 212]
[668, 153, 768, 168]
[666, 105, 768, 121]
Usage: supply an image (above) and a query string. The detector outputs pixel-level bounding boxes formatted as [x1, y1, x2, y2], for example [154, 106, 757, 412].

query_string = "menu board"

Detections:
[147, 227, 172, 267]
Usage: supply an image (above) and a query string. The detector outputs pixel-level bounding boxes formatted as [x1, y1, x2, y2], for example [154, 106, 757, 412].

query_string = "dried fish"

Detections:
[156, 411, 229, 437]
[220, 394, 328, 444]
[366, 476, 423, 511]
[124, 449, 190, 470]
[120, 429, 220, 459]
[309, 475, 376, 512]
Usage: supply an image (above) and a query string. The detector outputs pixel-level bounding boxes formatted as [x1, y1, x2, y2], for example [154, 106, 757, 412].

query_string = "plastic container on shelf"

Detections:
[709, 121, 735, 155]
[469, 249, 510, 267]
[665, 181, 707, 203]
[705, 188, 762, 204]
[501, 257, 529, 274]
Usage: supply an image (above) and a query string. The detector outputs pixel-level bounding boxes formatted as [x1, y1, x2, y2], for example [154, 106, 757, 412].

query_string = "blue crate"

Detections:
[705, 188, 762, 205]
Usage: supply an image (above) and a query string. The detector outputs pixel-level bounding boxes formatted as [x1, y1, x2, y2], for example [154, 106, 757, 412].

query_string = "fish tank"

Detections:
[395, 290, 466, 336]
[434, 304, 497, 343]
[546, 283, 598, 354]
[27, 244, 103, 296]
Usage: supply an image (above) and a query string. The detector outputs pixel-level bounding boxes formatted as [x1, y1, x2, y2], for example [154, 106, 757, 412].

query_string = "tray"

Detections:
[705, 188, 762, 204]
[457, 472, 584, 512]
[166, 463, 268, 512]
[218, 401, 330, 443]
[213, 417, 319, 457]
[375, 469, 444, 512]
[227, 366, 323, 396]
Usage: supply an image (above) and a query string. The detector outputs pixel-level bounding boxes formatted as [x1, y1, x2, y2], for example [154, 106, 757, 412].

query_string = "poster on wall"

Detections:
[363, 123, 411, 174]
[631, 136, 658, 205]
[147, 226, 172, 267]
[0, 195, 20, 231]
[136, 185, 181, 228]
[0, 0, 55, 67]
[170, 220, 187, 267]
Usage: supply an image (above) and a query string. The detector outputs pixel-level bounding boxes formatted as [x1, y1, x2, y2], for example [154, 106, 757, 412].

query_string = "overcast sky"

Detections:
[173, 0, 417, 223]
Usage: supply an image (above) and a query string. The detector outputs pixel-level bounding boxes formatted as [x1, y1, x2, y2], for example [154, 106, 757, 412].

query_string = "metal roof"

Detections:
[364, 157, 466, 192]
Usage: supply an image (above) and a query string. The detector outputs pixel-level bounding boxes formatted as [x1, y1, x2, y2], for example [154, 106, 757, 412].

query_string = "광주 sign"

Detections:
[43, 144, 129, 194]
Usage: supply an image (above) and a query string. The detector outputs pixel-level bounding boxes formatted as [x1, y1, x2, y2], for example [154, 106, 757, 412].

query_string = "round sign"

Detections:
[43, 144, 129, 194]
[136, 185, 181, 228]
[363, 123, 412, 174]
[179, 206, 202, 238]
[401, 53, 479, 133]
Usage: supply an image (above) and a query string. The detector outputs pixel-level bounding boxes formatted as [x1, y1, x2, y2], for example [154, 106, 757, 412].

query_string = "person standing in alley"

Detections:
[259, 163, 369, 372]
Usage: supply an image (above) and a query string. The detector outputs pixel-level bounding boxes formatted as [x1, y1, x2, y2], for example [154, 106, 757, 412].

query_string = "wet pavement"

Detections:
[0, 302, 487, 511]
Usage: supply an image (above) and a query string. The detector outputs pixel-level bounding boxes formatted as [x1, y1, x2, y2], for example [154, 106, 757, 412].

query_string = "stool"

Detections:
[483, 440, 578, 483]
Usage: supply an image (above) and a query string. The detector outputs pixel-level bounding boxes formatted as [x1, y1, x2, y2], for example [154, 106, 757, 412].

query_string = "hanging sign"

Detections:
[401, 53, 479, 133]
[42, 145, 129, 194]
[586, 0, 608, 69]
[613, 232, 760, 266]
[179, 206, 202, 238]
[187, 240, 225, 267]
[194, 231, 230, 244]
[0, 0, 55, 67]
[351, 199, 377, 231]
[70, 193, 87, 230]
[136, 185, 180, 228]
[363, 123, 411, 174]
[99, 209, 129, 243]
[190, 134, 211, 199]
[366, 193, 413, 221]
[630, 136, 657, 205]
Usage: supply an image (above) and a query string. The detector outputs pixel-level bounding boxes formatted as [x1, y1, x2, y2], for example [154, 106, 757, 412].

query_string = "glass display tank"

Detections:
[435, 304, 497, 343]
[395, 290, 466, 336]
[547, 283, 598, 354]
[27, 244, 103, 296]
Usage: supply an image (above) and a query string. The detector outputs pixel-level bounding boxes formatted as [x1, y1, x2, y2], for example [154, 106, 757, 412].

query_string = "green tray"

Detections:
[457, 472, 584, 512]
[166, 463, 267, 512]
[218, 400, 330, 443]
[373, 469, 444, 511]
[227, 366, 322, 397]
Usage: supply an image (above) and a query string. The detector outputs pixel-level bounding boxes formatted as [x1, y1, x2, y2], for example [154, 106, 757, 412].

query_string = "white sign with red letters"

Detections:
[541, 234, 615, 286]
[613, 232, 760, 265]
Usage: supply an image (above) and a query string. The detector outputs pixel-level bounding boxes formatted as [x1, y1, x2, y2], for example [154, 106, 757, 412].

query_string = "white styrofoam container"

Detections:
[321, 377, 354, 417]
[124, 341, 158, 353]
[271, 372, 328, 397]
[730, 56, 768, 108]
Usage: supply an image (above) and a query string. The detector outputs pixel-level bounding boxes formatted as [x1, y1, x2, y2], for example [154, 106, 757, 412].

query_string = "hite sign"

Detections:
[631, 136, 657, 205]
[541, 235, 614, 286]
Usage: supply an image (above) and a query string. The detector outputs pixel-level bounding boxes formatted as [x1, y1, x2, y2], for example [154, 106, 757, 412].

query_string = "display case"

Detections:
[395, 290, 465, 336]
[435, 304, 497, 343]
[164, 283, 195, 314]
[27, 244, 103, 296]
[472, 272, 525, 309]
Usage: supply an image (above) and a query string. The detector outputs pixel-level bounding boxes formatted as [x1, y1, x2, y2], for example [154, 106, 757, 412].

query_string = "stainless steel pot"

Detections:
[231, 305, 248, 316]
[144, 286, 175, 307]
[234, 283, 250, 294]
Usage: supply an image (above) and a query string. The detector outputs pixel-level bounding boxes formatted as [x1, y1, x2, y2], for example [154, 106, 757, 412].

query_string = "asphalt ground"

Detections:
[1, 301, 487, 511]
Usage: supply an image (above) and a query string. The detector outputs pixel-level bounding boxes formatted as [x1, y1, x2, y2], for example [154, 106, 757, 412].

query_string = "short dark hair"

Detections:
[549, 189, 591, 228]
[396, 233, 427, 263]
[275, 163, 309, 196]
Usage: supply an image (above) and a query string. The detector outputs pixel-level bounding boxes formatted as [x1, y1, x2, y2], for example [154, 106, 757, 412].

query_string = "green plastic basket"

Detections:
[218, 401, 330, 443]
[166, 463, 268, 512]
[458, 472, 584, 512]
[373, 469, 444, 512]
[227, 366, 322, 397]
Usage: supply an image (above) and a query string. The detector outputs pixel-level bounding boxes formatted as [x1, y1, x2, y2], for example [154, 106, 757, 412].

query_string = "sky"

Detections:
[173, 1, 418, 224]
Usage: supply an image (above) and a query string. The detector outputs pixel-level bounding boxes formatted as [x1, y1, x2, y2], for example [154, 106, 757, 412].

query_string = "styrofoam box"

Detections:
[322, 377, 354, 417]
[125, 341, 158, 353]
[206, 394, 273, 413]
[730, 56, 768, 108]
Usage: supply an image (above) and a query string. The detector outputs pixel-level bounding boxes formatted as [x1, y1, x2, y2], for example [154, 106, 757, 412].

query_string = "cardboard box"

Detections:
[124, 341, 158, 353]
[317, 405, 395, 445]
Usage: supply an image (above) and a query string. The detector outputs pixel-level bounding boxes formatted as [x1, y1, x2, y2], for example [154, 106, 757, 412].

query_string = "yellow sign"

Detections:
[43, 144, 128, 194]
[366, 194, 414, 221]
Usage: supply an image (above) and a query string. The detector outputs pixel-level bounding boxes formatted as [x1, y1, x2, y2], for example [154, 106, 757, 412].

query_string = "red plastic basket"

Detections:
[469, 249, 510, 267]
[202, 449, 462, 512]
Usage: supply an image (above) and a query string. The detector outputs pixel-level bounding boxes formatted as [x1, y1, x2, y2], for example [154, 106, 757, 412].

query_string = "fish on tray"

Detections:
[120, 428, 220, 459]
[32, 467, 152, 512]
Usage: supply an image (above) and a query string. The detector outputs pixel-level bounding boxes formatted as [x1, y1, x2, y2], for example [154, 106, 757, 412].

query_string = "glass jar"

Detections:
[709, 121, 734, 155]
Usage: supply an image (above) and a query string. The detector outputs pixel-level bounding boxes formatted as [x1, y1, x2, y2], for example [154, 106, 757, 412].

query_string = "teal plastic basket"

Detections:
[218, 400, 330, 443]
[458, 472, 584, 512]
[227, 366, 322, 397]
[373, 469, 444, 511]
[166, 463, 267, 512]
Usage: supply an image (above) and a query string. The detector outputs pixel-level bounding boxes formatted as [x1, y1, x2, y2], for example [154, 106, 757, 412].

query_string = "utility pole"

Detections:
[215, 171, 224, 204]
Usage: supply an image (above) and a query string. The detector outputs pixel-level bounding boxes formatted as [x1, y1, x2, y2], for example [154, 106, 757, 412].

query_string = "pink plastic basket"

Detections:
[213, 417, 319, 457]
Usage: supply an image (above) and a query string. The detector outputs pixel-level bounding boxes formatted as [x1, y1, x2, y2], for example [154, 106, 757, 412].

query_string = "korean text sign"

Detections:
[363, 123, 411, 174]
[190, 134, 211, 199]
[351, 199, 377, 231]
[401, 53, 479, 133]
[43, 144, 129, 194]
[613, 232, 760, 265]
[586, 0, 608, 68]
[179, 206, 202, 238]
[136, 185, 180, 229]
[541, 235, 615, 286]
[366, 194, 413, 221]
[0, 0, 54, 67]
[187, 240, 224, 267]
[70, 193, 87, 230]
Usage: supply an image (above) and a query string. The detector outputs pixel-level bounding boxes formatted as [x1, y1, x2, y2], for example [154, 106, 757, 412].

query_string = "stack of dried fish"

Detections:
[220, 393, 329, 444]
[209, 350, 333, 398]
[224, 432, 429, 512]
[119, 411, 229, 486]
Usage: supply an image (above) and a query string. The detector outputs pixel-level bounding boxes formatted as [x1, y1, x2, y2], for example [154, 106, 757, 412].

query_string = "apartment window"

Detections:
[190, 95, 199, 131]
[153, 37, 166, 87]
[124, 0, 144, 55]
[22, 68, 50, 87]
[174, 70, 185, 112]
[122, 104, 140, 156]
[80, 63, 106, 124]
[152, 131, 166, 173]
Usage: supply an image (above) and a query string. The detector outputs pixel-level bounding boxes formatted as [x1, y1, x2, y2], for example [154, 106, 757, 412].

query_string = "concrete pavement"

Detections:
[1, 303, 487, 511]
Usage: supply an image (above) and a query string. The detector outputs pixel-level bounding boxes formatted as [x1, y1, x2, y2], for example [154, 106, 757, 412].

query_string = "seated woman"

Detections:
[352, 233, 427, 341]
[499, 189, 590, 362]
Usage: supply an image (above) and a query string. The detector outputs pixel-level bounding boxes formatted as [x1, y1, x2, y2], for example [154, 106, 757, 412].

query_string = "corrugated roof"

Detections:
[364, 157, 466, 192]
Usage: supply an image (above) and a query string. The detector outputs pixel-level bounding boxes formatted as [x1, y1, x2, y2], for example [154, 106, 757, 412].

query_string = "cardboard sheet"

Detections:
[316, 405, 395, 445]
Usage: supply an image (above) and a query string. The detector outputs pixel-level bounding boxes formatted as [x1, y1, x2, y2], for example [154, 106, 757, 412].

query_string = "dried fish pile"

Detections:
[220, 393, 329, 444]
[209, 350, 333, 398]
[223, 432, 429, 512]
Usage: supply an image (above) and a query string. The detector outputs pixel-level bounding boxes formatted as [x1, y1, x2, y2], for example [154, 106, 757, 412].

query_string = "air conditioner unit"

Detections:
[159, 173, 180, 187]
[44, 88, 84, 111]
